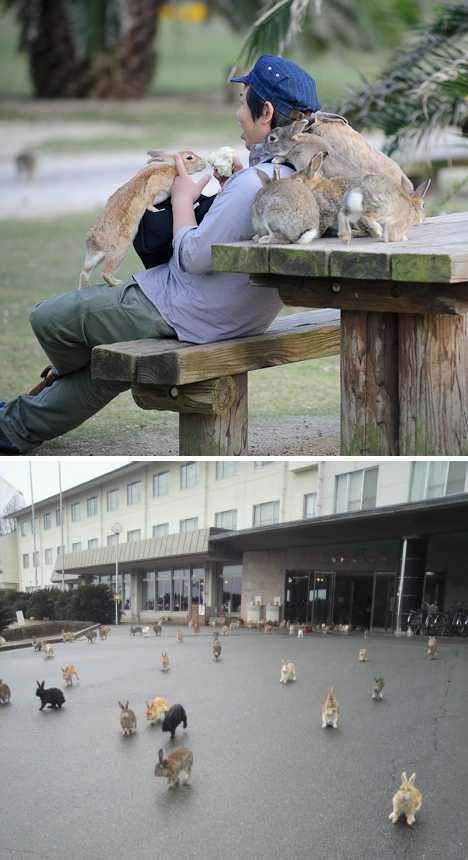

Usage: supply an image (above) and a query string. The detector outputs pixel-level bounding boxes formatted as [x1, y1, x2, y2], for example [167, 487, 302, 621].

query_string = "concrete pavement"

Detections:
[0, 626, 467, 859]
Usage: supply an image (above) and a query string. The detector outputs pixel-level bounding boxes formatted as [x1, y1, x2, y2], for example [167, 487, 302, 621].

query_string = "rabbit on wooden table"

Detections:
[338, 175, 431, 244]
[79, 149, 206, 289]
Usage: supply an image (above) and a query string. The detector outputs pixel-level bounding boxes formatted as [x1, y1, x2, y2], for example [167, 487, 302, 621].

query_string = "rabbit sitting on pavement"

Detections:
[119, 700, 137, 736]
[154, 747, 193, 789]
[389, 772, 423, 826]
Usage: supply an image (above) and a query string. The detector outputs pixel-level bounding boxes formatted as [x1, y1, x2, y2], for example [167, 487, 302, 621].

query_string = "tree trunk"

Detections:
[28, 0, 163, 99]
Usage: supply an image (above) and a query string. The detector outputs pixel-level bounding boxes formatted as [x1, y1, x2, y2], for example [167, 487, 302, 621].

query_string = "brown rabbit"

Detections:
[154, 747, 193, 789]
[389, 772, 423, 825]
[338, 175, 431, 244]
[252, 154, 325, 244]
[322, 687, 340, 728]
[118, 700, 137, 736]
[264, 116, 410, 187]
[79, 149, 206, 289]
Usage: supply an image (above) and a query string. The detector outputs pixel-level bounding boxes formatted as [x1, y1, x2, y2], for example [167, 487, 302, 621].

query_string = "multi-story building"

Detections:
[5, 459, 468, 630]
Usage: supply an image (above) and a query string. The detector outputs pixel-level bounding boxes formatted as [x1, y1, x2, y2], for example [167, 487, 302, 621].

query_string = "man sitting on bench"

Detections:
[0, 55, 321, 454]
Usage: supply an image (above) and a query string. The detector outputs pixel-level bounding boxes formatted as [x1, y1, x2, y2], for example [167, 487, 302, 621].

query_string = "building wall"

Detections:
[0, 532, 19, 590]
[12, 460, 467, 592]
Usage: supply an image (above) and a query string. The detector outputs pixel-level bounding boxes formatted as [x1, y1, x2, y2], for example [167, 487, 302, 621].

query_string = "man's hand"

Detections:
[171, 153, 211, 205]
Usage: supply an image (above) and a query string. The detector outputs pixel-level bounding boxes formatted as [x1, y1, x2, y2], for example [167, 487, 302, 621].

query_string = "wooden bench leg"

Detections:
[179, 373, 248, 455]
[398, 313, 468, 454]
[341, 310, 399, 455]
[132, 373, 248, 455]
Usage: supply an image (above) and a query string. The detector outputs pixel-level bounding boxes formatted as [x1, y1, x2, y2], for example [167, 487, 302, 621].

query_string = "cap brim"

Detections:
[229, 74, 250, 84]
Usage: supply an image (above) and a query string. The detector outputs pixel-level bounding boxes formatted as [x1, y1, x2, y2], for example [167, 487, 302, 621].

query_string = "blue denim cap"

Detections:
[230, 54, 320, 116]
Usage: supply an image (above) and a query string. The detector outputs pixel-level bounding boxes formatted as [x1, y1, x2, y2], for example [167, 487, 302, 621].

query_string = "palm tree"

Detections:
[339, 3, 468, 154]
[3, 0, 165, 98]
[232, 0, 421, 71]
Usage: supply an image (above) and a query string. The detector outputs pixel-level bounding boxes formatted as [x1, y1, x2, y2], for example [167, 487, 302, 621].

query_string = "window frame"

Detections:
[409, 461, 468, 502]
[127, 481, 142, 506]
[214, 509, 238, 530]
[334, 467, 379, 514]
[180, 462, 199, 490]
[153, 471, 169, 497]
[252, 500, 280, 527]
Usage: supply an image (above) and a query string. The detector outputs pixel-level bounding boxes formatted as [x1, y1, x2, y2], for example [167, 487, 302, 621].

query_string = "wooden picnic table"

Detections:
[212, 212, 468, 455]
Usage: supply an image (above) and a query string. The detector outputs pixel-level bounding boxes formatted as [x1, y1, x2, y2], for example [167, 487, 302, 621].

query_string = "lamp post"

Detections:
[111, 523, 122, 625]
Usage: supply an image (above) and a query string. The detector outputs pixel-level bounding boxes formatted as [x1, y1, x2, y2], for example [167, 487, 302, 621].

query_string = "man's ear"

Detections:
[262, 100, 275, 125]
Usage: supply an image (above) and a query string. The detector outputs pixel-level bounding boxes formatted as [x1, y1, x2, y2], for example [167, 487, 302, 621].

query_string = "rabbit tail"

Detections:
[343, 189, 363, 217]
[79, 247, 105, 289]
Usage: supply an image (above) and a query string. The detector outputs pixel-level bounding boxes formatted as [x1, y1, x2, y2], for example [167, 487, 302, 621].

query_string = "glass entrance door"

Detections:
[285, 572, 310, 623]
[372, 574, 396, 631]
[310, 572, 333, 626]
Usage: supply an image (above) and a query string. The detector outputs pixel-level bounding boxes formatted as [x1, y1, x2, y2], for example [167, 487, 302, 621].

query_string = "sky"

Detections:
[0, 458, 133, 506]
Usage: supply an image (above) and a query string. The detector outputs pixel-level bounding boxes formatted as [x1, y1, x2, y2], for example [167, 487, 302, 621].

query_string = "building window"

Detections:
[153, 471, 169, 497]
[216, 462, 239, 479]
[107, 533, 119, 547]
[142, 571, 156, 610]
[88, 538, 98, 550]
[254, 461, 273, 468]
[173, 568, 190, 611]
[157, 570, 172, 611]
[20, 520, 29, 537]
[409, 461, 468, 502]
[33, 551, 39, 567]
[215, 509, 238, 530]
[127, 481, 142, 505]
[71, 502, 81, 522]
[22, 553, 29, 569]
[153, 523, 169, 538]
[43, 511, 52, 530]
[335, 468, 378, 514]
[180, 462, 198, 489]
[87, 496, 98, 517]
[253, 500, 280, 527]
[72, 541, 82, 553]
[180, 517, 198, 533]
[44, 548, 53, 565]
[303, 493, 317, 518]
[107, 488, 119, 512]
[55, 508, 63, 526]
[127, 529, 142, 543]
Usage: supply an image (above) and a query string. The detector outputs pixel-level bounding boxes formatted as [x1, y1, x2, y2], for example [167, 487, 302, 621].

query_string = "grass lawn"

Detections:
[0, 213, 340, 452]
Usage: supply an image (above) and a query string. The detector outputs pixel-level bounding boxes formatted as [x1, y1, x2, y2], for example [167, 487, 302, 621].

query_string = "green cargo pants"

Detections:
[0, 281, 176, 452]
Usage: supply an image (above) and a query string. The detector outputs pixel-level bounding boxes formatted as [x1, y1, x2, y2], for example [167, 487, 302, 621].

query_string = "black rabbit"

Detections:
[161, 704, 187, 740]
[36, 680, 65, 710]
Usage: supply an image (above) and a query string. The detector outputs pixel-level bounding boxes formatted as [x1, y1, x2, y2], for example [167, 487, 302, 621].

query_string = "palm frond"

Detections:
[340, 3, 468, 152]
[234, 0, 318, 69]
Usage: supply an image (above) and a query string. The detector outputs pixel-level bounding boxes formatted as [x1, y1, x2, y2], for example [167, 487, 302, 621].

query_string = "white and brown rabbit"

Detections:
[43, 643, 54, 659]
[338, 174, 431, 244]
[79, 149, 206, 289]
[321, 687, 340, 728]
[62, 664, 79, 687]
[372, 677, 385, 700]
[119, 700, 137, 736]
[160, 652, 170, 673]
[0, 679, 11, 704]
[280, 659, 297, 684]
[389, 772, 423, 825]
[427, 636, 438, 659]
[176, 630, 184, 643]
[145, 696, 170, 726]
[62, 630, 73, 643]
[154, 747, 193, 789]
[99, 625, 111, 640]
[359, 648, 369, 662]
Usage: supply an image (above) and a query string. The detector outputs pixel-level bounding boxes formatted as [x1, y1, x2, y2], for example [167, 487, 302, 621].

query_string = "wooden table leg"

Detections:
[340, 310, 399, 455]
[179, 373, 248, 455]
[399, 313, 468, 454]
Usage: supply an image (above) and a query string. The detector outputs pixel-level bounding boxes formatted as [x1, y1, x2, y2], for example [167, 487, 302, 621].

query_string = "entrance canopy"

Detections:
[209, 493, 468, 555]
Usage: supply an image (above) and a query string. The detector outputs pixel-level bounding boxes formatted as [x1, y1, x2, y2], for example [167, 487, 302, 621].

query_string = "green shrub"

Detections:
[68, 584, 117, 624]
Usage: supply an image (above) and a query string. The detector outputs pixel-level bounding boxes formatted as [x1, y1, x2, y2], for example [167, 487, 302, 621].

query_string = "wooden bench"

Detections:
[91, 309, 340, 455]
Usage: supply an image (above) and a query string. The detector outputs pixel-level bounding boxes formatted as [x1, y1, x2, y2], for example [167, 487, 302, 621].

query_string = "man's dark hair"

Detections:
[245, 86, 313, 129]
[245, 86, 292, 129]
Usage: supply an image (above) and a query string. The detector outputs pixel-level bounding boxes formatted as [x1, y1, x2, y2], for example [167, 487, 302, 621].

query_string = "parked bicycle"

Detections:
[407, 602, 468, 636]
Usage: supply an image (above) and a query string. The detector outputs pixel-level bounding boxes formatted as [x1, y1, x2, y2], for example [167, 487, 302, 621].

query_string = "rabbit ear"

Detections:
[401, 771, 407, 783]
[118, 701, 124, 709]
[305, 151, 327, 177]
[158, 749, 164, 763]
[125, 701, 129, 709]
[409, 773, 416, 785]
[147, 150, 175, 165]
[290, 118, 310, 139]
[255, 168, 272, 187]
[400, 174, 414, 195]
[413, 178, 431, 199]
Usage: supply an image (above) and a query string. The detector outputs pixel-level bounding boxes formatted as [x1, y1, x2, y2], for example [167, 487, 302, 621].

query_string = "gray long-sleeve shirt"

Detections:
[133, 158, 293, 344]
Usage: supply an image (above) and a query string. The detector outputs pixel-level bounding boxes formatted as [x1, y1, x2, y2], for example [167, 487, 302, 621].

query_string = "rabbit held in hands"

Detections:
[154, 747, 193, 789]
[338, 175, 431, 244]
[119, 700, 137, 736]
[79, 149, 206, 289]
[322, 687, 340, 728]
[389, 772, 423, 825]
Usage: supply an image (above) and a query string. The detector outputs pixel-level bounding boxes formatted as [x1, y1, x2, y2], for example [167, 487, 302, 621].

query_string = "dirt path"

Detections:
[34, 416, 340, 456]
